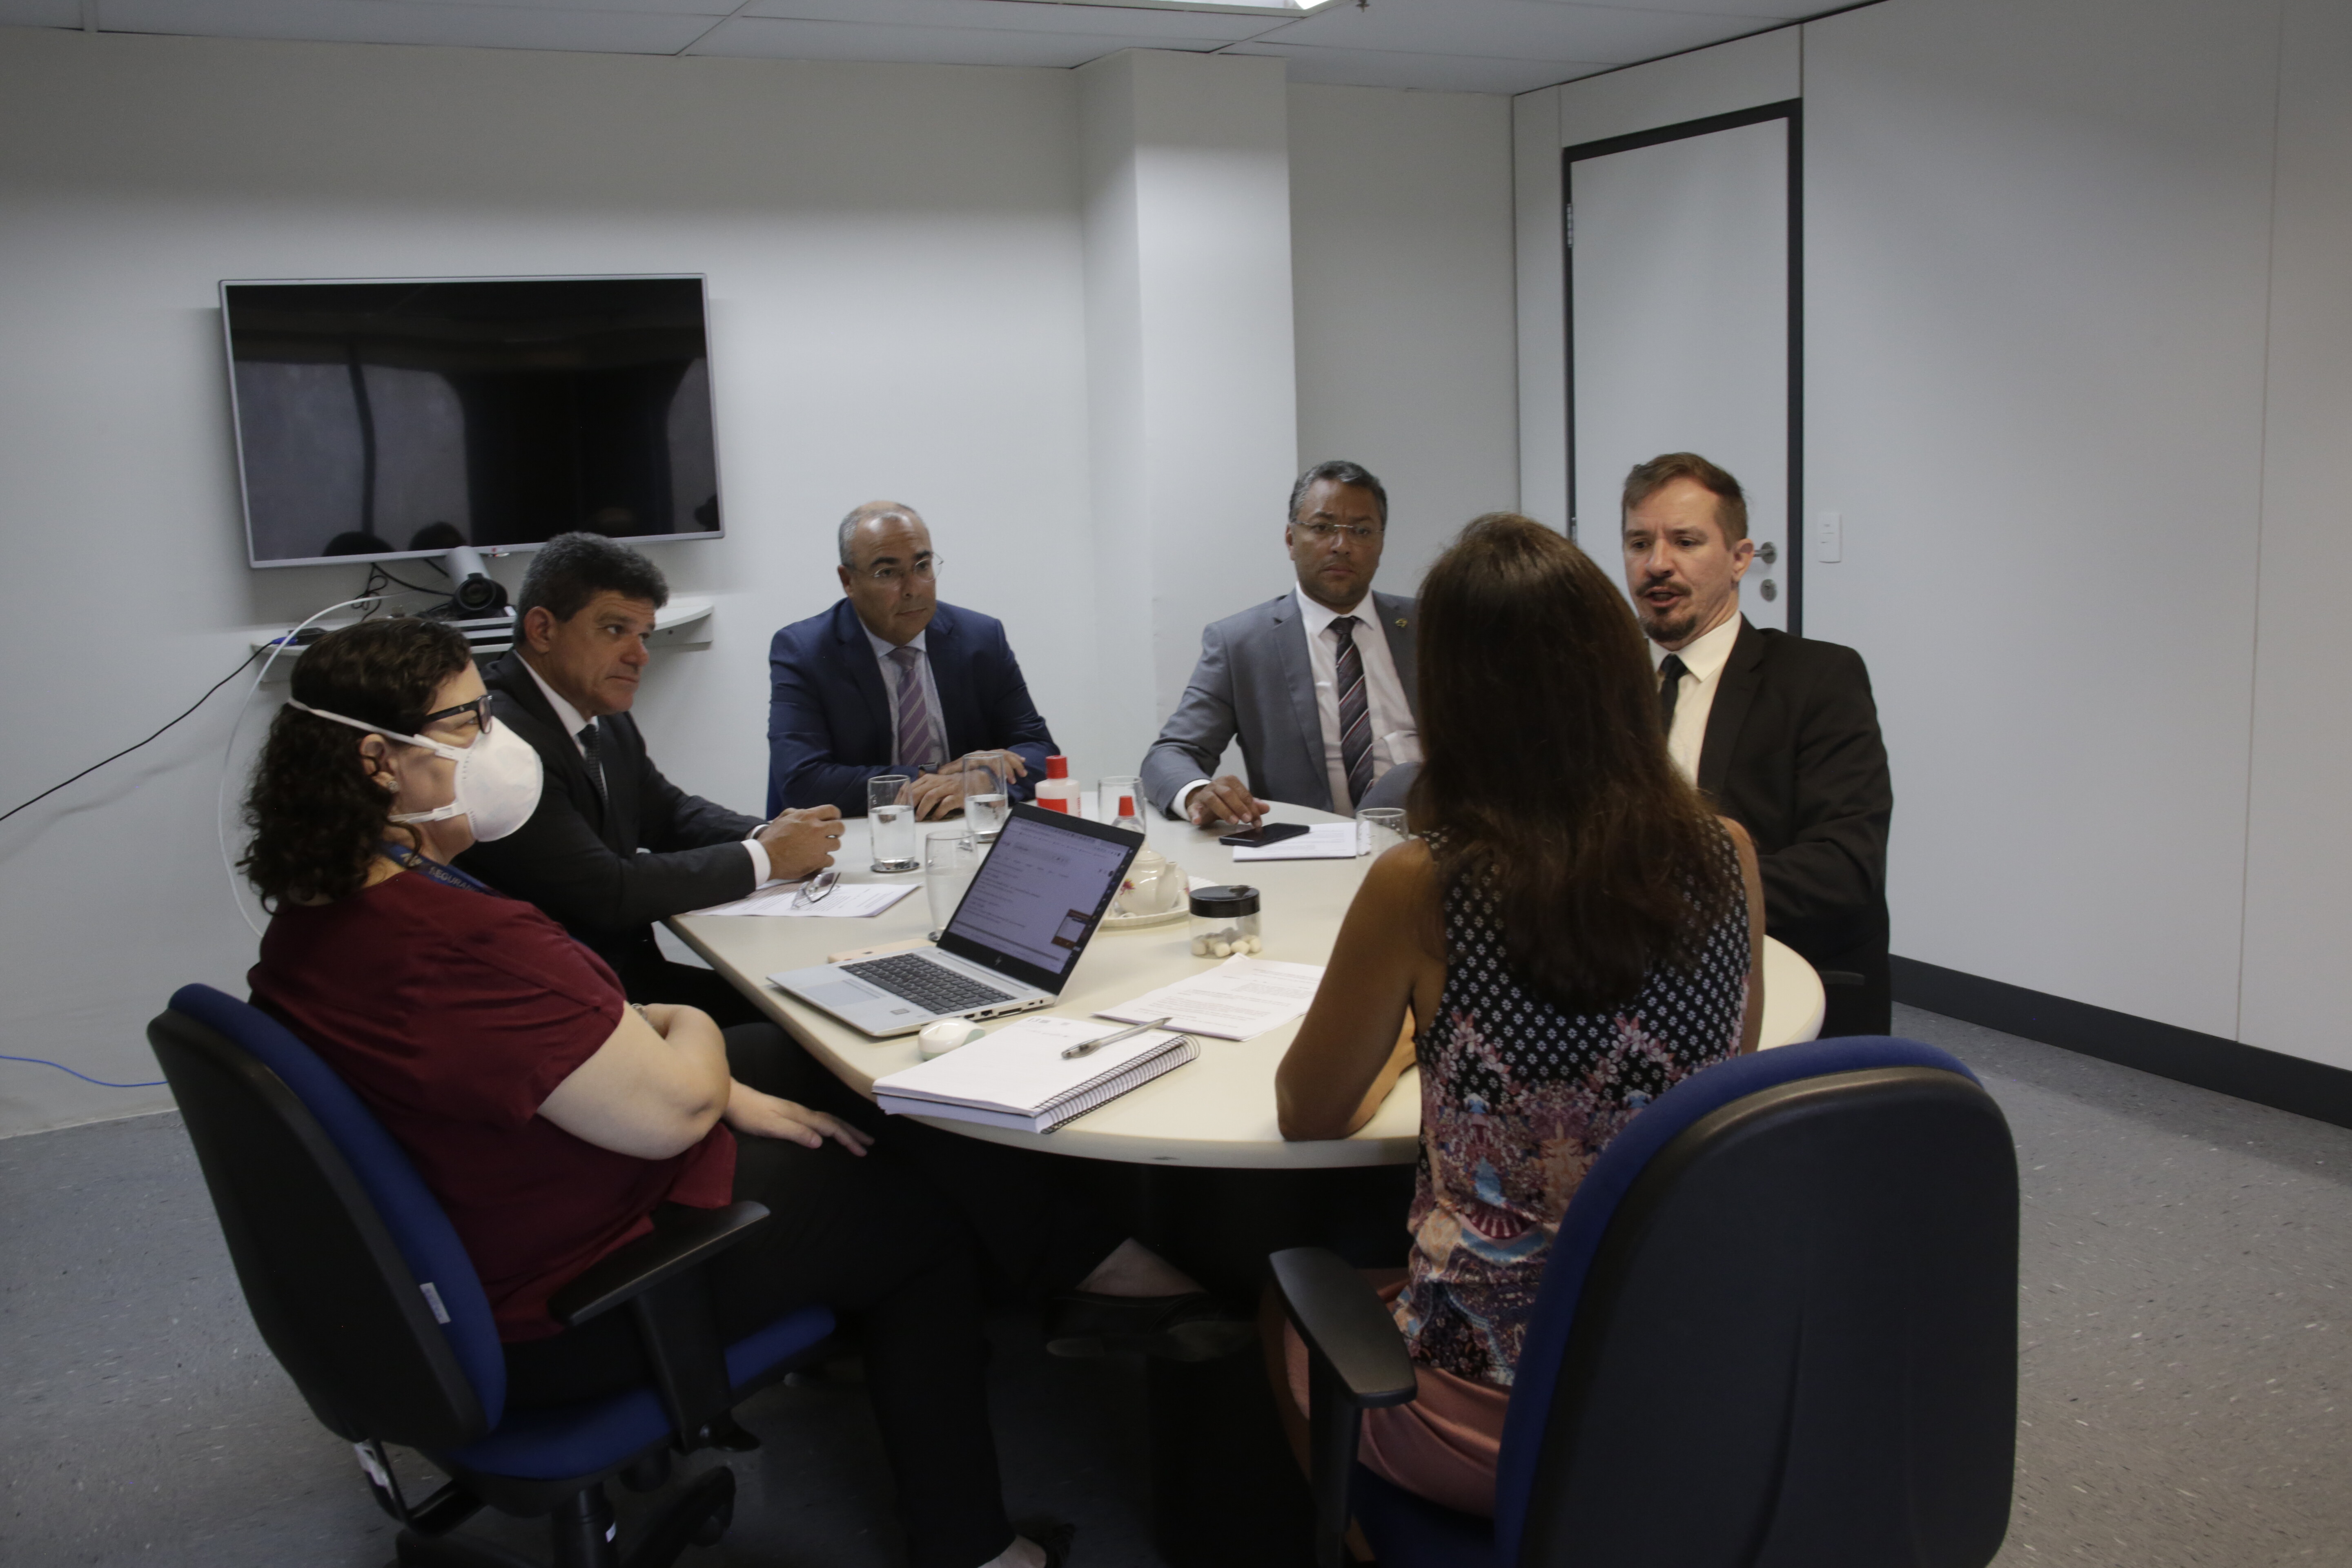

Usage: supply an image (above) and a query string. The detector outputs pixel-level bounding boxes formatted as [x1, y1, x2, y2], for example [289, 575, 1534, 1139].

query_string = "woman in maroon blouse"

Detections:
[241, 617, 1065, 1568]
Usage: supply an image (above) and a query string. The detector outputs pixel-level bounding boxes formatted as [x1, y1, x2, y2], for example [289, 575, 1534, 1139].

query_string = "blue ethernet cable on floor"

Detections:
[0, 1055, 166, 1089]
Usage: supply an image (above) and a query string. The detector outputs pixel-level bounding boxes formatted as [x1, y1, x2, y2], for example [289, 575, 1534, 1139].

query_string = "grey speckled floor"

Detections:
[3, 1006, 2348, 1567]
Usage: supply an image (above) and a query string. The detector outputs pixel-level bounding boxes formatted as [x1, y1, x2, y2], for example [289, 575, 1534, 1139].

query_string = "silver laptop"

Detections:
[768, 802, 1143, 1038]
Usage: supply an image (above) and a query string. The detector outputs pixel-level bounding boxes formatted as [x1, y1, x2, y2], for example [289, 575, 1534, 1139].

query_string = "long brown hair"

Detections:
[1408, 512, 1738, 1008]
[240, 618, 472, 907]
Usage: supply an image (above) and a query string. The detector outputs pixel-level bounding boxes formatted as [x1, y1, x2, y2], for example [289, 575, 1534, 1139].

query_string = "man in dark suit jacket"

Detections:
[1142, 461, 1420, 824]
[767, 501, 1057, 817]
[1621, 452, 1894, 1037]
[459, 534, 844, 1019]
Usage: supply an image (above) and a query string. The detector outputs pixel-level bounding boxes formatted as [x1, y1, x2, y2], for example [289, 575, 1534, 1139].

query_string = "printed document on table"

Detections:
[1229, 822, 1365, 862]
[1095, 955, 1325, 1041]
[691, 881, 918, 919]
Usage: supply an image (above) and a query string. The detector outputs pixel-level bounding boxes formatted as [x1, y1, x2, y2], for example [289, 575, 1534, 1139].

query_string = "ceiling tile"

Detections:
[688, 13, 1237, 65]
[1250, 0, 1787, 66]
[742, 0, 1285, 47]
[1225, 39, 1611, 94]
[1519, 0, 1810, 18]
[91, 0, 719, 50]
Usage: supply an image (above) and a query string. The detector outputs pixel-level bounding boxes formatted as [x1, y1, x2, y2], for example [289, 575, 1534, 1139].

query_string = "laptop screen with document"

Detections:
[938, 803, 1142, 994]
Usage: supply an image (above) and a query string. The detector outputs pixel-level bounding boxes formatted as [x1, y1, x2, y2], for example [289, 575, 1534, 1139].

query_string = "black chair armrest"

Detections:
[1271, 1247, 1419, 1568]
[1271, 1246, 1418, 1408]
[550, 1202, 772, 1328]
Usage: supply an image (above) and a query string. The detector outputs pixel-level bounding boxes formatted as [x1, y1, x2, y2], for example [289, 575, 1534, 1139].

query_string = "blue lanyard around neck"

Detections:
[379, 841, 498, 896]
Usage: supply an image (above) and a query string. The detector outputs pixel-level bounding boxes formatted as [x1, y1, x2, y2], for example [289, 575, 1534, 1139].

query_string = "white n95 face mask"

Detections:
[289, 699, 545, 843]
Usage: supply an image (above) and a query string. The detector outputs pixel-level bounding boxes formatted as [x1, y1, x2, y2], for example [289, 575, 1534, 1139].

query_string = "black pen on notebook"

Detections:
[1062, 1016, 1174, 1059]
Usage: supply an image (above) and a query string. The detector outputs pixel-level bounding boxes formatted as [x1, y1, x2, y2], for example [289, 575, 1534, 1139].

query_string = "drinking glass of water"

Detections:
[869, 775, 918, 872]
[1358, 807, 1408, 857]
[959, 755, 1009, 843]
[924, 830, 979, 940]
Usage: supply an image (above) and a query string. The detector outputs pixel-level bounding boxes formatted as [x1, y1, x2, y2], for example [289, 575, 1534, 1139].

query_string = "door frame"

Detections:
[1564, 98, 1804, 633]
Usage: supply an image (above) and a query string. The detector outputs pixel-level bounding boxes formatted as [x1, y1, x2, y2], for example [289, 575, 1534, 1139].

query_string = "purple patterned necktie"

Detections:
[1331, 615, 1374, 812]
[889, 646, 942, 771]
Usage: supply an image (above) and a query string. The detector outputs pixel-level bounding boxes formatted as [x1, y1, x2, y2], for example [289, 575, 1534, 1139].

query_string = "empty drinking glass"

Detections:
[869, 774, 918, 872]
[1100, 775, 1147, 835]
[924, 830, 979, 940]
[1358, 807, 1408, 857]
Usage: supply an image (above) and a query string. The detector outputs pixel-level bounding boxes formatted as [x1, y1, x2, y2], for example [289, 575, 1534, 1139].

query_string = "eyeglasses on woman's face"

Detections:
[417, 696, 492, 743]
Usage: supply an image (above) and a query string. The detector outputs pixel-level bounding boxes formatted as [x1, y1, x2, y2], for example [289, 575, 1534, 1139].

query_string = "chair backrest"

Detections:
[1492, 1037, 2018, 1568]
[149, 984, 508, 1449]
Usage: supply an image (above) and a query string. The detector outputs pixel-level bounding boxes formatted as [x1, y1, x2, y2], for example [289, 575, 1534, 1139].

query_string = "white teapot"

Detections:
[1115, 847, 1187, 918]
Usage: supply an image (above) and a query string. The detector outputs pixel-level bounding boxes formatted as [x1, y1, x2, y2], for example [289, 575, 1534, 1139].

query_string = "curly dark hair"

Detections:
[1410, 512, 1740, 1010]
[240, 618, 473, 907]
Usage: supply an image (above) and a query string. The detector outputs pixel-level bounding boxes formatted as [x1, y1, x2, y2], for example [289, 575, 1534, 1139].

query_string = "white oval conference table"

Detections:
[669, 801, 1824, 1170]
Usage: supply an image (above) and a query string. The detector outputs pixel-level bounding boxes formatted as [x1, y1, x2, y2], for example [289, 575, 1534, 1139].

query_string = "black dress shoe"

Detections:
[1043, 1290, 1257, 1361]
[1011, 1516, 1076, 1568]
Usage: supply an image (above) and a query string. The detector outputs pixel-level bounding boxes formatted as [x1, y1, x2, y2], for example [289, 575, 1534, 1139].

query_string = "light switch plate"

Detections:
[1813, 510, 1843, 563]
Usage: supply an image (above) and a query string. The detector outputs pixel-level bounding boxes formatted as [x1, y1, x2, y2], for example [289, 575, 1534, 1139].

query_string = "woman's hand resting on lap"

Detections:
[722, 1081, 874, 1154]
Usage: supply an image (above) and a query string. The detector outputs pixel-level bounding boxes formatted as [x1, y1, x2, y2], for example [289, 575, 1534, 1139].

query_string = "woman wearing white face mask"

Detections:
[242, 618, 1069, 1568]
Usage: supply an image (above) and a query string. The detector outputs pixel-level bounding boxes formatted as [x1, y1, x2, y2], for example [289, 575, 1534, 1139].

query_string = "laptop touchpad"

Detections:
[800, 979, 891, 1011]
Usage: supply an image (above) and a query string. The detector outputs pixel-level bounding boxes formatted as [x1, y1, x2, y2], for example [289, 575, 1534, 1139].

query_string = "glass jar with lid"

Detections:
[1188, 884, 1263, 958]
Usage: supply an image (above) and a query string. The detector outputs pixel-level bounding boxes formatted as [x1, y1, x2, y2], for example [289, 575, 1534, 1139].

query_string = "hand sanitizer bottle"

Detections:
[1035, 755, 1080, 814]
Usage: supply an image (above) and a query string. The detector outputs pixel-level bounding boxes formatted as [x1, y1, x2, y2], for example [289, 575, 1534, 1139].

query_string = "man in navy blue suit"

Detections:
[767, 501, 1058, 816]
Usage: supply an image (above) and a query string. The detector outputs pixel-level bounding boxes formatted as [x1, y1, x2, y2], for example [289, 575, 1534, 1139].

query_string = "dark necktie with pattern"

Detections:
[1657, 653, 1689, 735]
[577, 719, 607, 805]
[889, 646, 942, 772]
[1331, 615, 1374, 813]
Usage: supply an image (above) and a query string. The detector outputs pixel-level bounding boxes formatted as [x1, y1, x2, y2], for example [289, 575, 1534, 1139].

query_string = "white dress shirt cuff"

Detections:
[1174, 778, 1214, 819]
[743, 838, 771, 885]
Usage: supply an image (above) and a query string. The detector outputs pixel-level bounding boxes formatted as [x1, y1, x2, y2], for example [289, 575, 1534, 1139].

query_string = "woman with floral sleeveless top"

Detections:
[1274, 513, 1765, 1520]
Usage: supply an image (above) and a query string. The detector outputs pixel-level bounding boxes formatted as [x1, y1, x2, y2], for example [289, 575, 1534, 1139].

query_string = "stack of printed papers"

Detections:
[871, 1016, 1198, 1133]
[1094, 955, 1325, 1041]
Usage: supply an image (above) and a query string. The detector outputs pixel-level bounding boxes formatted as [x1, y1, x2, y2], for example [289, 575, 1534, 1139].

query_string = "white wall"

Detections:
[1288, 83, 1520, 587]
[0, 29, 1526, 1134]
[1803, 0, 2280, 1044]
[2238, 0, 2352, 1071]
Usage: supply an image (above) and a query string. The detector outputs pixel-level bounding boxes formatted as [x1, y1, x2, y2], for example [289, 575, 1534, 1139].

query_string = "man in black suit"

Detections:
[459, 533, 844, 1020]
[1620, 452, 1894, 1037]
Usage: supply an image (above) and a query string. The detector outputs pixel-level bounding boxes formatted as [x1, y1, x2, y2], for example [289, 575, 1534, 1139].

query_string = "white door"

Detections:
[1569, 114, 1795, 630]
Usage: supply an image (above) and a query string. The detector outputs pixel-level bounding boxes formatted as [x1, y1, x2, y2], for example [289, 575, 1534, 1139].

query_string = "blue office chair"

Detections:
[1274, 1036, 2020, 1568]
[147, 984, 839, 1568]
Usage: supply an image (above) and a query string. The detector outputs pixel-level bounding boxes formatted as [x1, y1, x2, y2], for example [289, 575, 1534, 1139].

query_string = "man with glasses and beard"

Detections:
[1141, 460, 1421, 825]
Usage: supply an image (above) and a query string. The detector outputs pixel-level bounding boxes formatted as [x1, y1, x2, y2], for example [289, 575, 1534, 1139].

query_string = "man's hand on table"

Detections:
[757, 805, 844, 880]
[902, 751, 1029, 821]
[1185, 775, 1270, 829]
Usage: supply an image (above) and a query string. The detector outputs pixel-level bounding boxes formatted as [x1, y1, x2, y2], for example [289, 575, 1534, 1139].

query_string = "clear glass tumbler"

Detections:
[924, 830, 978, 940]
[869, 774, 918, 872]
[1100, 775, 1147, 835]
[1358, 807, 1408, 857]
[959, 755, 1009, 844]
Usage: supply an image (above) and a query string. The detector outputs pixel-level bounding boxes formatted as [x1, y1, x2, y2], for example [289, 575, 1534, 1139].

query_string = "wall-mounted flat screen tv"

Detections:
[222, 274, 722, 568]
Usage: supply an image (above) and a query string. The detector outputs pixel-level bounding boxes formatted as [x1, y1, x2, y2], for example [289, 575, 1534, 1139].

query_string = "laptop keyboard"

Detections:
[841, 955, 1016, 1015]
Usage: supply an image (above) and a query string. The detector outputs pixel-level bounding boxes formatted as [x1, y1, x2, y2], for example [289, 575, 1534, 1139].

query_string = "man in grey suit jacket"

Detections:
[1143, 461, 1421, 823]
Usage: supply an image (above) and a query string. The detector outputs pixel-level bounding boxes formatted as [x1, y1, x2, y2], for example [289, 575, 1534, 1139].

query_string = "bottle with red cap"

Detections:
[1034, 754, 1081, 814]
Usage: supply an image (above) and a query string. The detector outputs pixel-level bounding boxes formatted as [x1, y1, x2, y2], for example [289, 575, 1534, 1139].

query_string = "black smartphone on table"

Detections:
[1218, 822, 1312, 848]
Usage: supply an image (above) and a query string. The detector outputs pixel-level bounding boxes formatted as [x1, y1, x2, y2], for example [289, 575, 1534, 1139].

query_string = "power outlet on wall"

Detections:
[1813, 510, 1843, 564]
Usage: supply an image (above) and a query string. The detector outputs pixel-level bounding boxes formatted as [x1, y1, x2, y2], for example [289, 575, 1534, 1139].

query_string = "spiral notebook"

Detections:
[871, 1016, 1197, 1134]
